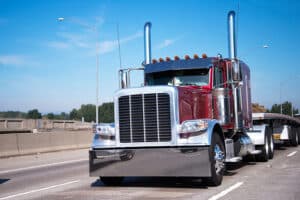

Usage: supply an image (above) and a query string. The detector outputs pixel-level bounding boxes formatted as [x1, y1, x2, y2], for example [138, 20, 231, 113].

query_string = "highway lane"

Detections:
[0, 146, 299, 200]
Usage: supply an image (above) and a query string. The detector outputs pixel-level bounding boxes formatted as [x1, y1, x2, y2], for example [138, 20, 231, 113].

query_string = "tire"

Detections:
[298, 128, 300, 145]
[256, 134, 269, 162]
[204, 133, 225, 186]
[268, 128, 274, 160]
[290, 128, 298, 147]
[100, 177, 124, 186]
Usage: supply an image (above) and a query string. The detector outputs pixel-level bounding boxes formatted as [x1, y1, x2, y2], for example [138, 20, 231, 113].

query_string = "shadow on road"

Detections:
[0, 179, 10, 184]
[91, 177, 208, 189]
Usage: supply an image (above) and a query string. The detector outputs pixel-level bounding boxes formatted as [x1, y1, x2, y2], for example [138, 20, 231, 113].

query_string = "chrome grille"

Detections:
[119, 93, 171, 143]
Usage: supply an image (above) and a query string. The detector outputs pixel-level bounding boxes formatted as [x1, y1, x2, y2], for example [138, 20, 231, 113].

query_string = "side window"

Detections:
[214, 67, 224, 88]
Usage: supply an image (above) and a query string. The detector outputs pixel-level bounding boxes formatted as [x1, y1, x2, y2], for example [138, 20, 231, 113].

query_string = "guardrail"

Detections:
[0, 130, 93, 158]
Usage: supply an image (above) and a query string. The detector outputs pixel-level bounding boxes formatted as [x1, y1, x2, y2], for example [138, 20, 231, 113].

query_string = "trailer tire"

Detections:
[267, 128, 274, 160]
[290, 128, 298, 147]
[100, 177, 124, 186]
[298, 128, 300, 145]
[204, 133, 225, 186]
[256, 134, 269, 162]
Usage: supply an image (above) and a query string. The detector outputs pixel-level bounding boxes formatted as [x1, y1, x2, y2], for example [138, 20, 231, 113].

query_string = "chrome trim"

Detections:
[247, 125, 266, 145]
[228, 11, 237, 59]
[156, 93, 160, 141]
[129, 95, 133, 142]
[144, 22, 152, 65]
[212, 88, 231, 125]
[89, 146, 211, 177]
[114, 86, 179, 148]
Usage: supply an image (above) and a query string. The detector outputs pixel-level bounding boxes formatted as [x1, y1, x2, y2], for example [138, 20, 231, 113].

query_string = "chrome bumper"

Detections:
[89, 146, 211, 177]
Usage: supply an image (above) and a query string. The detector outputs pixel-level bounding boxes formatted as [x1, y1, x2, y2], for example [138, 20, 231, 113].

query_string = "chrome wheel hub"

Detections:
[214, 144, 225, 174]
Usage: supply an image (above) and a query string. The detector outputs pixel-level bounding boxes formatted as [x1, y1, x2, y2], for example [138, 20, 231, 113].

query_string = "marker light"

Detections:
[159, 58, 164, 62]
[152, 59, 158, 64]
[165, 57, 171, 62]
[193, 54, 199, 59]
[174, 56, 180, 60]
[184, 55, 191, 60]
[202, 53, 208, 58]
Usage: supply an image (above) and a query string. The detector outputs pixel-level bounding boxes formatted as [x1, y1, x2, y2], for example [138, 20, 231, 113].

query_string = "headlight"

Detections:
[94, 123, 115, 140]
[180, 120, 208, 133]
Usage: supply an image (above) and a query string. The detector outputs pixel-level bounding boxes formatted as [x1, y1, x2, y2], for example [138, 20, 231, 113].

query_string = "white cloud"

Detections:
[98, 31, 142, 54]
[57, 32, 90, 48]
[68, 16, 104, 31]
[49, 29, 142, 55]
[0, 55, 39, 67]
[157, 39, 176, 49]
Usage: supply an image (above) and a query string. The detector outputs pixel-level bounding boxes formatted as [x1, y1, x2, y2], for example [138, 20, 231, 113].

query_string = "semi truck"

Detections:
[89, 11, 287, 186]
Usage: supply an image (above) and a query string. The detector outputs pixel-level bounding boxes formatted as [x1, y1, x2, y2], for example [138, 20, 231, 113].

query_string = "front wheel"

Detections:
[100, 177, 124, 186]
[204, 133, 225, 186]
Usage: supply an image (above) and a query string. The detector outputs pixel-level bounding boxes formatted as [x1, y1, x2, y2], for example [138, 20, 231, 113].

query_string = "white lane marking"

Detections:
[287, 151, 297, 157]
[208, 182, 244, 200]
[0, 159, 88, 175]
[0, 180, 80, 200]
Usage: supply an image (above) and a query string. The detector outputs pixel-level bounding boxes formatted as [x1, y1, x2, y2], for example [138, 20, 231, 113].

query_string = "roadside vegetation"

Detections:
[0, 102, 298, 123]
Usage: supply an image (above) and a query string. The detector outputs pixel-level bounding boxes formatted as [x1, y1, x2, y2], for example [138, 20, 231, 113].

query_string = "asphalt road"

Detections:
[0, 146, 299, 200]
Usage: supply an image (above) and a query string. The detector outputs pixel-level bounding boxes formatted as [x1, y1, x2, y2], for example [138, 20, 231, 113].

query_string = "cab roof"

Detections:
[144, 57, 215, 74]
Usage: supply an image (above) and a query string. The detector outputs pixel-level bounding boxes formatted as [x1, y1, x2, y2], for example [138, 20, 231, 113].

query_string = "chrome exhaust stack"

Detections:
[228, 11, 240, 81]
[228, 11, 237, 60]
[144, 22, 152, 65]
[228, 10, 243, 131]
[119, 22, 151, 89]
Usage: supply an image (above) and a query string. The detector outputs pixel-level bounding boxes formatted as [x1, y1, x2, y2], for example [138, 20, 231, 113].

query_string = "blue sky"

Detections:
[0, 0, 299, 113]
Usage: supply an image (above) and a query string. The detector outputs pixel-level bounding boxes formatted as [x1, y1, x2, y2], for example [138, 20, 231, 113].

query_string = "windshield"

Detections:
[146, 69, 209, 86]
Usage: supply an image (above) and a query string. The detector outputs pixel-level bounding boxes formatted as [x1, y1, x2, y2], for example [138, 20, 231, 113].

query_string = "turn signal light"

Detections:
[165, 57, 171, 62]
[152, 59, 158, 64]
[184, 55, 191, 60]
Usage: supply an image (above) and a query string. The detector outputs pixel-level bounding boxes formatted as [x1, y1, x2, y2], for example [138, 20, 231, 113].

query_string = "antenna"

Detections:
[117, 23, 122, 70]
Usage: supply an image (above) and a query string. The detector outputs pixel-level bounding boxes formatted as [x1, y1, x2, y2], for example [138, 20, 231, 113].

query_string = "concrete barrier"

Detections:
[0, 131, 93, 158]
[0, 134, 19, 157]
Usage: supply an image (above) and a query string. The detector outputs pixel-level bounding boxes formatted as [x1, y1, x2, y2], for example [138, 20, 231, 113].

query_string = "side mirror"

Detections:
[232, 61, 242, 82]
[119, 69, 130, 89]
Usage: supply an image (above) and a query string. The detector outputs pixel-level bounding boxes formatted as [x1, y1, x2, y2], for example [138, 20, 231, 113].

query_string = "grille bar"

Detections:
[119, 93, 171, 143]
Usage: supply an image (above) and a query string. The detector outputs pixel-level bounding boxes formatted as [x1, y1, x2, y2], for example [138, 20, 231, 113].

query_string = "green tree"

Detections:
[47, 113, 55, 119]
[99, 102, 114, 123]
[69, 109, 79, 120]
[0, 111, 27, 118]
[80, 104, 96, 122]
[27, 109, 42, 119]
[269, 101, 298, 116]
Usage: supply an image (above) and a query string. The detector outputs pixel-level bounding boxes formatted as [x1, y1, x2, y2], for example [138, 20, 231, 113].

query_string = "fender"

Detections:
[247, 124, 268, 146]
[207, 119, 224, 145]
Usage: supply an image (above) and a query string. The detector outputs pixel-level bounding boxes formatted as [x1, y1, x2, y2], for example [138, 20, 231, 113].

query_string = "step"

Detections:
[225, 156, 242, 163]
[249, 150, 262, 155]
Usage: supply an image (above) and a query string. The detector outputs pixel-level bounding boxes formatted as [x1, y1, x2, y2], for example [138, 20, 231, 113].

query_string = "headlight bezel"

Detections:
[179, 119, 209, 138]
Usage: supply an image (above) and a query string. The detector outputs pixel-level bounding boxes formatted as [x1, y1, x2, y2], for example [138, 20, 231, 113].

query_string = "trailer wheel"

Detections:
[256, 134, 269, 162]
[298, 128, 300, 145]
[100, 177, 124, 186]
[290, 128, 298, 147]
[204, 133, 225, 186]
[268, 128, 274, 160]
